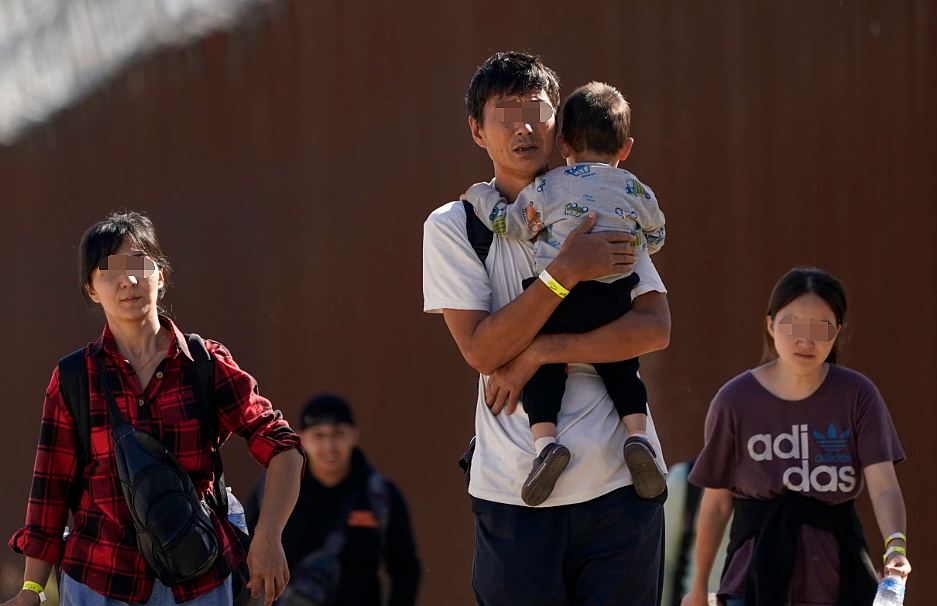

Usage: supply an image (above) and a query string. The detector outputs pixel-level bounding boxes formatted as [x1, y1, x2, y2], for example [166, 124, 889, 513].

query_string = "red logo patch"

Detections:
[347, 510, 380, 529]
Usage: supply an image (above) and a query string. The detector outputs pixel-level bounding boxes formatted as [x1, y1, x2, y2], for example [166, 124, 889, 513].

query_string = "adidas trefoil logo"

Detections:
[813, 423, 849, 453]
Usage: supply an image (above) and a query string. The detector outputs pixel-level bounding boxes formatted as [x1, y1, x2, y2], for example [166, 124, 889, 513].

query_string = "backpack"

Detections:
[276, 473, 390, 606]
[58, 334, 252, 603]
[458, 200, 492, 484]
[463, 199, 493, 265]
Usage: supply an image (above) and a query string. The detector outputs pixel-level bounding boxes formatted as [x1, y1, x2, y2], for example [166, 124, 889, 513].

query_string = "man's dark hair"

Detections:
[78, 210, 171, 306]
[299, 392, 356, 430]
[465, 52, 561, 125]
[559, 81, 631, 156]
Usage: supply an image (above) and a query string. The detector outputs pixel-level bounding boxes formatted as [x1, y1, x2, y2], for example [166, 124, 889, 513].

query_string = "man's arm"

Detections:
[482, 292, 670, 414]
[534, 291, 671, 364]
[442, 212, 638, 375]
[443, 300, 559, 377]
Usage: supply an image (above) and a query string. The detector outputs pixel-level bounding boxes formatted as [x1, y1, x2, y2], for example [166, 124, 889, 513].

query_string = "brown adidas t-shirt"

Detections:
[689, 364, 905, 606]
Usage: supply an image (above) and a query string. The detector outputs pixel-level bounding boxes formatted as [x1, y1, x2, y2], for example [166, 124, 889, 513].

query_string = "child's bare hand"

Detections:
[461, 182, 491, 202]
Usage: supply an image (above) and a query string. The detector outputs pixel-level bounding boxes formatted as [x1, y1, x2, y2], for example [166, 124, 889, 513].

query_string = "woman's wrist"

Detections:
[692, 578, 710, 593]
[252, 523, 283, 541]
[17, 589, 42, 605]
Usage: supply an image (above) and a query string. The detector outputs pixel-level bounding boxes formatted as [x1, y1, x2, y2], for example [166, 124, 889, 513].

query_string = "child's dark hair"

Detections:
[465, 51, 561, 125]
[78, 211, 171, 307]
[559, 81, 631, 156]
[761, 267, 848, 364]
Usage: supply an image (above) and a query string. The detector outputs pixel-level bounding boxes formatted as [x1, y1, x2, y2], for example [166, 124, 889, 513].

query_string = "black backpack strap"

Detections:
[463, 199, 493, 265]
[183, 333, 228, 515]
[461, 201, 489, 482]
[366, 472, 391, 553]
[57, 348, 91, 512]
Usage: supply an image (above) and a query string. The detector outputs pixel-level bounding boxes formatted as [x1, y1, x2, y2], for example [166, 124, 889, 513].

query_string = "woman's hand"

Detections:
[485, 342, 544, 416]
[1, 590, 42, 606]
[863, 462, 910, 581]
[246, 528, 290, 606]
[679, 587, 712, 606]
[884, 551, 911, 578]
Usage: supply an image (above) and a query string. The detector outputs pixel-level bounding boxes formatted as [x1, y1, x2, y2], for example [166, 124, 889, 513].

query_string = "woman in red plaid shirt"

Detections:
[6, 212, 306, 606]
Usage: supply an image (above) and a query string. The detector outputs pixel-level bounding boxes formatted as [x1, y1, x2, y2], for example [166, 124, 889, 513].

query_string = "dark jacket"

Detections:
[725, 491, 877, 606]
[245, 448, 421, 606]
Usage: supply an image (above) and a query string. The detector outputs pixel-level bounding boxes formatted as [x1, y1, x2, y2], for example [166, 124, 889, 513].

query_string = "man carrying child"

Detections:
[461, 80, 667, 506]
[422, 51, 672, 605]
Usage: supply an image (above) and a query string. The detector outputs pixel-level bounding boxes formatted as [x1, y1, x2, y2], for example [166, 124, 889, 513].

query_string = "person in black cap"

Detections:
[244, 393, 421, 606]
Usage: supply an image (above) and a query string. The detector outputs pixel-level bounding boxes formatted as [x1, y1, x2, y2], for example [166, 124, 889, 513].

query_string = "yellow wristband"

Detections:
[884, 545, 907, 563]
[23, 581, 46, 602]
[22, 582, 43, 594]
[539, 270, 570, 299]
[885, 532, 907, 548]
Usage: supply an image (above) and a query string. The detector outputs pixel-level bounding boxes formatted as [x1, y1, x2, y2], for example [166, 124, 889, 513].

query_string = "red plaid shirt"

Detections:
[10, 317, 304, 604]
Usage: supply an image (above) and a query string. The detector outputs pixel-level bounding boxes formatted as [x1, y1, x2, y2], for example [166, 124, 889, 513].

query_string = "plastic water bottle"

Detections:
[872, 574, 906, 606]
[226, 487, 249, 535]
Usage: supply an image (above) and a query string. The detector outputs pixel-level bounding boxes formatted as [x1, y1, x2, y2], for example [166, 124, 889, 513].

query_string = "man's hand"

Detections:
[485, 343, 543, 416]
[246, 528, 290, 606]
[548, 211, 637, 288]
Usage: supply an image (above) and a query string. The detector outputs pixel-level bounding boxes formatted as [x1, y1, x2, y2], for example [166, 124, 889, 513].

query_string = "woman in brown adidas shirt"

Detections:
[681, 268, 911, 606]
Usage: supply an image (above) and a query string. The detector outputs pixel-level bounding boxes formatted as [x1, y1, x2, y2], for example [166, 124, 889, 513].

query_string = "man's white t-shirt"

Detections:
[423, 198, 668, 507]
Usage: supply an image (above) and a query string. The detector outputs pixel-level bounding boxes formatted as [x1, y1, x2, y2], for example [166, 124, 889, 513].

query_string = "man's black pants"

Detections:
[521, 273, 647, 427]
[471, 486, 666, 606]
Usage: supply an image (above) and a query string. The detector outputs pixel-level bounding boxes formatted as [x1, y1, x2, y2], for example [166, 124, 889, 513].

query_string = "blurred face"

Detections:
[301, 423, 358, 480]
[766, 293, 841, 373]
[469, 89, 556, 182]
[86, 239, 163, 323]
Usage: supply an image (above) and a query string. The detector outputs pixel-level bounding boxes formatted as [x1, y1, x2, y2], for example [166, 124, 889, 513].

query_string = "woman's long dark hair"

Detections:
[761, 267, 847, 364]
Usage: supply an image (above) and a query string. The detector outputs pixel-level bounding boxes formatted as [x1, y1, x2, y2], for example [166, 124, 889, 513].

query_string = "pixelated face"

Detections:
[492, 100, 554, 124]
[86, 239, 163, 323]
[98, 254, 157, 279]
[767, 293, 840, 370]
[471, 89, 556, 181]
[777, 315, 837, 342]
[301, 423, 358, 479]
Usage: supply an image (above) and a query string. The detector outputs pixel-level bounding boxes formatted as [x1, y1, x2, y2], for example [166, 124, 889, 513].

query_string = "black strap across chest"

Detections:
[463, 199, 493, 265]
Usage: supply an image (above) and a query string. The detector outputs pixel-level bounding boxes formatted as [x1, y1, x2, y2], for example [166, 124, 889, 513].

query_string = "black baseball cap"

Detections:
[299, 393, 356, 430]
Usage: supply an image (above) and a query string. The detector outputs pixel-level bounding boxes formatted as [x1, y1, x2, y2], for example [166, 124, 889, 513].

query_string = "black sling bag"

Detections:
[95, 352, 220, 585]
